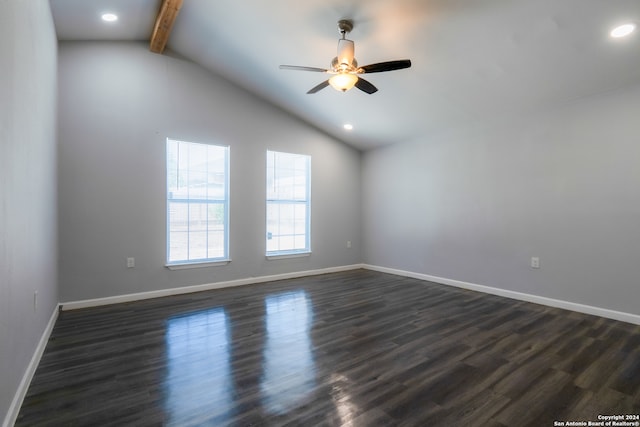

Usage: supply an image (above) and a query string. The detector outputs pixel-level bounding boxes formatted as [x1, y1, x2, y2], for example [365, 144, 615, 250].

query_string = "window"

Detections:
[266, 150, 311, 256]
[166, 139, 229, 266]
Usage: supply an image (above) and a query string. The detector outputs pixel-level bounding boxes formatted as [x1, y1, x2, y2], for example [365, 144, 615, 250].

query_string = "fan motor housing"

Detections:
[337, 19, 354, 35]
[331, 56, 357, 71]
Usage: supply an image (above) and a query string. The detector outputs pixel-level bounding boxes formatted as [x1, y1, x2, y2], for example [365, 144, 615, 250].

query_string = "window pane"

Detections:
[208, 171, 225, 200]
[168, 202, 188, 262]
[207, 230, 225, 258]
[280, 203, 294, 235]
[293, 175, 306, 200]
[188, 203, 206, 260]
[266, 235, 278, 252]
[207, 204, 225, 258]
[189, 170, 207, 199]
[294, 207, 306, 236]
[294, 235, 306, 250]
[280, 235, 295, 251]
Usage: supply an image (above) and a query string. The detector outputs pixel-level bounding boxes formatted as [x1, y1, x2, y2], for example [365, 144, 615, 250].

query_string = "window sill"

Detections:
[265, 252, 311, 260]
[165, 259, 231, 270]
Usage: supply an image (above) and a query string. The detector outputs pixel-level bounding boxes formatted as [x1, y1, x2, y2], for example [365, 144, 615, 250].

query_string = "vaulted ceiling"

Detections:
[50, 0, 640, 150]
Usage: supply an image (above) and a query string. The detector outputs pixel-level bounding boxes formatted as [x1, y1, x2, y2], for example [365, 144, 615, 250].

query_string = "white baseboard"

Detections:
[60, 264, 366, 311]
[3, 306, 59, 427]
[362, 264, 640, 325]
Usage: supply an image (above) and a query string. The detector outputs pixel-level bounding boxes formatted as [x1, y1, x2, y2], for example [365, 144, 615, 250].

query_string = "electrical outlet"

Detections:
[127, 257, 135, 268]
[347, 241, 352, 248]
[531, 257, 540, 269]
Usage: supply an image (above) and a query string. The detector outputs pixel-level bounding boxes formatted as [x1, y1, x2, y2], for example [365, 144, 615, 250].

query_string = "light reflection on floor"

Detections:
[163, 290, 318, 423]
[261, 290, 316, 414]
[330, 373, 358, 427]
[165, 307, 232, 426]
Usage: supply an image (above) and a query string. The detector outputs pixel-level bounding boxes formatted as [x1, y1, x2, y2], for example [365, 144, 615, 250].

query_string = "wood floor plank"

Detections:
[16, 269, 640, 426]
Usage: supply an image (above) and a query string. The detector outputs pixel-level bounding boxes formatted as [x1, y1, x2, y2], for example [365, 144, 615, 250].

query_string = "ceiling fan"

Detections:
[280, 19, 412, 94]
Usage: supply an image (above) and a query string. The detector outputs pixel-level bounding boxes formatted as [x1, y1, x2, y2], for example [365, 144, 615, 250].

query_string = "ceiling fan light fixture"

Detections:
[279, 19, 411, 95]
[329, 73, 358, 92]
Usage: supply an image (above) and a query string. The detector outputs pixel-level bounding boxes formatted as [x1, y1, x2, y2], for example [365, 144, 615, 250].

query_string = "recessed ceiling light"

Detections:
[101, 13, 118, 22]
[610, 23, 636, 38]
[343, 124, 353, 131]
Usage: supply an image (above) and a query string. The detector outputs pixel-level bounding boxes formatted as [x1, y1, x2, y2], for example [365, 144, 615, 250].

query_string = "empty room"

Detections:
[2, 0, 640, 426]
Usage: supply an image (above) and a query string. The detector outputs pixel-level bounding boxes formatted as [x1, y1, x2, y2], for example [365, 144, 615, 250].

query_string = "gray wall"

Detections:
[0, 0, 58, 422]
[58, 42, 362, 302]
[362, 84, 640, 316]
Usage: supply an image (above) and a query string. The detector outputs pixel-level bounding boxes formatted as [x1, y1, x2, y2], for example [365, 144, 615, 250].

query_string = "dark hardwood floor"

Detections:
[16, 269, 640, 426]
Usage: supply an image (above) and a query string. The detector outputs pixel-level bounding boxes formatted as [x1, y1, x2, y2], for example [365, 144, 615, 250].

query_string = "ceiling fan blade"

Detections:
[359, 60, 412, 74]
[355, 77, 378, 94]
[307, 80, 330, 94]
[280, 65, 329, 73]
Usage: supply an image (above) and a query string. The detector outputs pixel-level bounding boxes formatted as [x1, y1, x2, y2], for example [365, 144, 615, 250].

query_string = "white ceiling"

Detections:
[50, 0, 640, 150]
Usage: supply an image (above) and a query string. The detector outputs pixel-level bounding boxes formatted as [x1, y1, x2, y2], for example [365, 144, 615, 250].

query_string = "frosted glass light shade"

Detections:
[329, 73, 358, 92]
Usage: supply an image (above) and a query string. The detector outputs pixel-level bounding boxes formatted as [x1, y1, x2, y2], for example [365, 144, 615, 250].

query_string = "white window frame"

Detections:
[266, 150, 311, 258]
[166, 138, 230, 268]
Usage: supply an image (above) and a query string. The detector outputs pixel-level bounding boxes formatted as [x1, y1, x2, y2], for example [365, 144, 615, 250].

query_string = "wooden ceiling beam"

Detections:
[150, 0, 183, 54]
